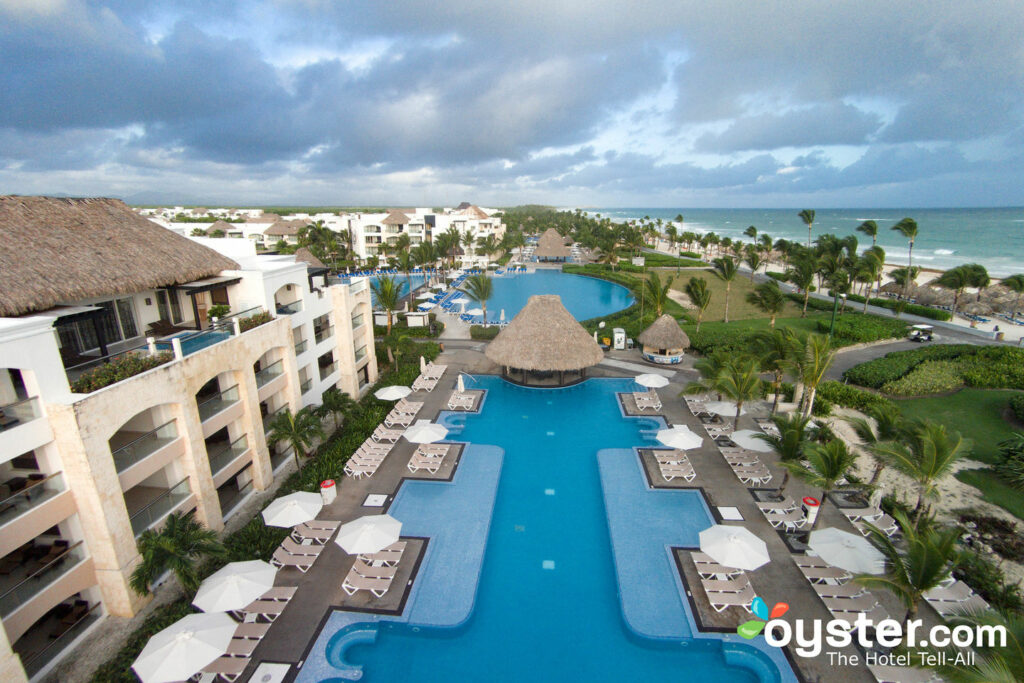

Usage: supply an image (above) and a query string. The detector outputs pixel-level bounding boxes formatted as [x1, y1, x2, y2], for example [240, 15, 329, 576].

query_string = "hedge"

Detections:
[816, 381, 897, 413]
[881, 359, 966, 396]
[470, 325, 501, 340]
[1011, 395, 1024, 422]
[844, 344, 1024, 395]
[844, 293, 953, 321]
[842, 344, 977, 388]
[814, 316, 907, 344]
[70, 352, 174, 393]
[765, 271, 788, 282]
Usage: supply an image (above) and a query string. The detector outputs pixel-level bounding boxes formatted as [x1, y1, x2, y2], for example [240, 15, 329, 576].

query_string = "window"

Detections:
[157, 289, 184, 323]
[116, 298, 138, 338]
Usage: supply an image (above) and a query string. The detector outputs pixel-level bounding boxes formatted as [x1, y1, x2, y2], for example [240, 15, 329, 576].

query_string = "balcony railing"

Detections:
[263, 405, 287, 435]
[0, 473, 65, 528]
[314, 326, 335, 344]
[319, 362, 338, 381]
[208, 435, 249, 477]
[111, 421, 178, 472]
[0, 396, 41, 433]
[255, 360, 284, 388]
[275, 300, 303, 315]
[354, 346, 368, 362]
[350, 313, 365, 329]
[130, 479, 191, 537]
[21, 601, 102, 678]
[348, 279, 368, 294]
[300, 379, 312, 394]
[0, 541, 87, 618]
[197, 385, 239, 422]
[294, 339, 308, 356]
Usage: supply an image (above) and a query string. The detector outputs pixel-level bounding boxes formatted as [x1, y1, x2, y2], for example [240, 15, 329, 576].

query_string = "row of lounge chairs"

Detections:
[717, 442, 773, 486]
[923, 579, 990, 616]
[269, 520, 340, 573]
[447, 391, 475, 410]
[344, 437, 396, 479]
[341, 541, 408, 598]
[632, 390, 662, 412]
[407, 444, 451, 474]
[654, 449, 696, 482]
[196, 620, 276, 681]
[794, 553, 890, 630]
[383, 398, 423, 428]
[411, 363, 447, 392]
[690, 551, 756, 613]
[753, 417, 780, 438]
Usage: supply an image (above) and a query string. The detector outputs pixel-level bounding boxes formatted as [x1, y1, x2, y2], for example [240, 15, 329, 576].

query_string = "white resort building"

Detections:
[0, 196, 378, 682]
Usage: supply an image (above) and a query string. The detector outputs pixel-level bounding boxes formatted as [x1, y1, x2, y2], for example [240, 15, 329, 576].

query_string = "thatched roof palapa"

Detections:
[0, 196, 240, 317]
[638, 314, 690, 350]
[205, 219, 234, 234]
[381, 211, 410, 225]
[485, 295, 603, 371]
[294, 247, 326, 269]
[263, 220, 306, 236]
[534, 227, 571, 259]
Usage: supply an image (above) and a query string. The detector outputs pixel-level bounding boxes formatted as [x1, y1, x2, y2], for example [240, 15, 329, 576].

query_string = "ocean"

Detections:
[581, 208, 1024, 277]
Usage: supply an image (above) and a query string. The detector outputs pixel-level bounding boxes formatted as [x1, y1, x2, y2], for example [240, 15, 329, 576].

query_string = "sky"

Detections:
[2, 0, 1024, 208]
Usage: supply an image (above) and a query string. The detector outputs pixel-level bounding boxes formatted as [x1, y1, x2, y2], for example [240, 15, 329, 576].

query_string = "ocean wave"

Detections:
[934, 249, 955, 255]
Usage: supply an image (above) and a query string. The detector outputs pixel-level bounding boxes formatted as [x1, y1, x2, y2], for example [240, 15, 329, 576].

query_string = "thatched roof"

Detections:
[459, 205, 490, 220]
[638, 314, 690, 350]
[246, 213, 279, 223]
[204, 219, 234, 234]
[381, 211, 410, 225]
[294, 247, 326, 269]
[534, 228, 571, 259]
[485, 295, 603, 371]
[263, 220, 305, 236]
[0, 196, 239, 317]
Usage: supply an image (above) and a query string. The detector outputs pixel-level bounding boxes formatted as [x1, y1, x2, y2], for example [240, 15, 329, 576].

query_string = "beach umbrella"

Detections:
[374, 385, 412, 401]
[403, 421, 448, 444]
[655, 425, 703, 450]
[418, 302, 436, 311]
[466, 308, 484, 316]
[131, 612, 236, 683]
[703, 400, 746, 417]
[634, 373, 669, 389]
[808, 528, 885, 574]
[699, 525, 770, 571]
[432, 283, 447, 290]
[261, 492, 323, 528]
[417, 292, 434, 300]
[729, 429, 774, 453]
[963, 301, 994, 315]
[335, 514, 402, 555]
[420, 355, 427, 372]
[457, 374, 466, 393]
[500, 309, 506, 321]
[192, 560, 277, 613]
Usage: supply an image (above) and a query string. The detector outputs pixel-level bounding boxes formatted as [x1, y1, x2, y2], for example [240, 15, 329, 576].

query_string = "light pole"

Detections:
[828, 292, 847, 338]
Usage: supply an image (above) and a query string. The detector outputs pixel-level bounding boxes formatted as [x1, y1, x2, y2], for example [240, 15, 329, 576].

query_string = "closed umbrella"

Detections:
[699, 525, 770, 571]
[131, 612, 236, 683]
[808, 527, 885, 574]
[704, 400, 746, 417]
[335, 514, 402, 555]
[432, 283, 446, 290]
[500, 309, 506, 321]
[192, 560, 277, 613]
[655, 425, 703, 450]
[375, 385, 412, 401]
[420, 355, 427, 372]
[457, 374, 466, 393]
[417, 292, 434, 300]
[403, 421, 448, 444]
[466, 308, 484, 316]
[634, 374, 669, 389]
[261, 492, 322, 528]
[729, 429, 773, 453]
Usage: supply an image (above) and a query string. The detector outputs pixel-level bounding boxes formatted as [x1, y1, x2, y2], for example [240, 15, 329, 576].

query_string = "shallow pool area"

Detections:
[299, 377, 794, 683]
[464, 270, 633, 322]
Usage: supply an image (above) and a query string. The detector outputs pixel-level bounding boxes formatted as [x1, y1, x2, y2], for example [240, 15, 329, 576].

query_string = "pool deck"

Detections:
[241, 346, 900, 683]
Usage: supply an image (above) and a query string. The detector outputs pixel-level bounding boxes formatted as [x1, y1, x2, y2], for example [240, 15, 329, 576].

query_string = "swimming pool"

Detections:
[308, 377, 791, 682]
[153, 329, 231, 356]
[346, 274, 428, 305]
[460, 270, 633, 322]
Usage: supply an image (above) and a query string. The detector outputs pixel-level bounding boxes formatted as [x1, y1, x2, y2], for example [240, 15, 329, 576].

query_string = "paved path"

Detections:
[598, 357, 677, 376]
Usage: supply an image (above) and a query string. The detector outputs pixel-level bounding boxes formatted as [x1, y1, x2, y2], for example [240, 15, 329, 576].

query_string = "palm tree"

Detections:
[786, 255, 816, 317]
[744, 225, 758, 242]
[745, 280, 786, 328]
[922, 608, 1024, 682]
[935, 265, 972, 316]
[268, 406, 325, 468]
[396, 249, 416, 304]
[642, 271, 675, 317]
[1002, 273, 1024, 319]
[892, 217, 919, 299]
[856, 219, 879, 247]
[747, 328, 799, 413]
[596, 240, 619, 270]
[712, 257, 739, 323]
[682, 352, 729, 401]
[782, 439, 856, 529]
[798, 209, 816, 248]
[843, 405, 906, 486]
[795, 333, 836, 418]
[461, 273, 494, 324]
[754, 413, 813, 494]
[742, 245, 764, 279]
[715, 357, 763, 430]
[130, 511, 226, 595]
[965, 263, 990, 302]
[871, 420, 968, 524]
[854, 510, 962, 624]
[685, 277, 712, 332]
[371, 275, 402, 334]
[320, 386, 356, 432]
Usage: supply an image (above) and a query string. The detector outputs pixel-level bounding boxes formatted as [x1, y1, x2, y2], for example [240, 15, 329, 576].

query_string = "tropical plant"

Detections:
[799, 209, 816, 248]
[754, 412, 813, 495]
[642, 270, 675, 317]
[370, 275, 402, 334]
[461, 273, 494, 324]
[921, 607, 1024, 682]
[714, 356, 763, 430]
[684, 277, 712, 332]
[747, 328, 799, 413]
[786, 255, 817, 317]
[682, 352, 729, 402]
[267, 406, 326, 468]
[395, 249, 416, 303]
[935, 265, 972, 316]
[892, 217, 920, 299]
[795, 333, 837, 418]
[782, 439, 856, 528]
[712, 256, 739, 323]
[995, 433, 1024, 491]
[856, 219, 878, 246]
[843, 405, 906, 486]
[745, 280, 787, 328]
[1002, 273, 1024, 318]
[129, 511, 226, 595]
[854, 510, 962, 624]
[320, 386, 356, 432]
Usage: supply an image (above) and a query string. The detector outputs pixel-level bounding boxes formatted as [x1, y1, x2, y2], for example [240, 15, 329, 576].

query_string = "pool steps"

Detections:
[325, 625, 379, 680]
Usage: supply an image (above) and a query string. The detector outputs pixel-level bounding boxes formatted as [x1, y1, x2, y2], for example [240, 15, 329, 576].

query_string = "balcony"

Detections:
[128, 479, 193, 537]
[197, 384, 239, 422]
[110, 421, 178, 473]
[319, 361, 338, 381]
[314, 325, 335, 344]
[262, 405, 287, 435]
[294, 339, 309, 356]
[275, 300, 303, 316]
[255, 360, 284, 388]
[348, 279, 368, 294]
[0, 541, 89, 620]
[17, 600, 102, 679]
[208, 435, 249, 478]
[300, 379, 312, 394]
[153, 326, 233, 357]
[354, 345, 368, 363]
[0, 396, 41, 434]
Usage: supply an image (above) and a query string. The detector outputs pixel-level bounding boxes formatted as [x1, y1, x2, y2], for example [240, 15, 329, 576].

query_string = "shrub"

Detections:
[765, 271, 788, 282]
[844, 293, 953, 321]
[1011, 395, 1024, 422]
[881, 359, 967, 396]
[70, 352, 173, 393]
[842, 344, 976, 388]
[814, 316, 907, 344]
[960, 347, 1024, 390]
[686, 327, 754, 355]
[470, 325, 501, 340]
[816, 381, 897, 413]
[953, 551, 1024, 614]
[239, 310, 274, 332]
[786, 293, 834, 312]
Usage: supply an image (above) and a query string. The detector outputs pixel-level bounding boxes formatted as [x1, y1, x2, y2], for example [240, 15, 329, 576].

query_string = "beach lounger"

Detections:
[654, 450, 689, 465]
[351, 448, 388, 463]
[291, 523, 334, 545]
[732, 466, 772, 486]
[360, 438, 392, 454]
[352, 557, 399, 579]
[359, 541, 407, 567]
[723, 452, 761, 466]
[200, 655, 248, 681]
[259, 587, 297, 602]
[270, 548, 316, 573]
[828, 604, 889, 631]
[395, 398, 424, 415]
[821, 594, 879, 613]
[798, 564, 851, 584]
[701, 576, 752, 593]
[851, 514, 900, 538]
[423, 364, 447, 379]
[757, 497, 799, 512]
[417, 444, 450, 457]
[924, 581, 975, 603]
[412, 376, 439, 392]
[659, 462, 696, 482]
[344, 460, 380, 478]
[281, 537, 325, 556]
[233, 623, 271, 639]
[447, 392, 475, 410]
[842, 506, 885, 522]
[813, 582, 867, 599]
[868, 664, 938, 683]
[225, 638, 259, 657]
[342, 567, 394, 598]
[760, 507, 805, 531]
[241, 599, 290, 622]
[706, 584, 757, 613]
[408, 451, 444, 474]
[372, 425, 405, 443]
[691, 558, 744, 580]
[384, 411, 415, 428]
[304, 520, 340, 530]
[929, 594, 989, 616]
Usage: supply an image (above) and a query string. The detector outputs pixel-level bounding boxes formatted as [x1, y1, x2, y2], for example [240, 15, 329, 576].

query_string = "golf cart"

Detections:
[908, 324, 934, 342]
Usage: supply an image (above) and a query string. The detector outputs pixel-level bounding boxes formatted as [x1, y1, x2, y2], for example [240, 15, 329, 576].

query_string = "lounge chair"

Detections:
[659, 462, 696, 482]
[732, 466, 772, 486]
[723, 452, 761, 466]
[447, 392, 475, 410]
[359, 541, 407, 567]
[821, 594, 880, 613]
[270, 547, 316, 573]
[342, 566, 394, 597]
[351, 448, 388, 463]
[372, 425, 405, 443]
[395, 399, 424, 415]
[344, 460, 380, 478]
[384, 410, 415, 428]
[929, 594, 989, 616]
[417, 444, 450, 457]
[408, 451, 444, 474]
[868, 664, 939, 683]
[813, 582, 867, 599]
[281, 537, 325, 557]
[798, 564, 851, 584]
[923, 581, 975, 603]
[761, 507, 806, 531]
[233, 623, 271, 639]
[757, 497, 799, 512]
[226, 638, 259, 657]
[304, 519, 340, 531]
[200, 655, 249, 681]
[851, 514, 900, 538]
[259, 587, 297, 602]
[701, 576, 751, 593]
[423, 363, 447, 379]
[654, 450, 688, 465]
[359, 438, 392, 454]
[706, 584, 757, 613]
[842, 506, 884, 522]
[830, 604, 889, 630]
[240, 599, 289, 622]
[291, 523, 335, 544]
[412, 376, 439, 392]
[794, 554, 831, 568]
[352, 557, 399, 579]
[691, 555, 744, 580]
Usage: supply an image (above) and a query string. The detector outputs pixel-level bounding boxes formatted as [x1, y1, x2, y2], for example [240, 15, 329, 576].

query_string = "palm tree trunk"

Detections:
[802, 386, 816, 418]
[905, 242, 914, 300]
[772, 375, 782, 414]
[724, 283, 731, 323]
[863, 295, 869, 314]
[733, 404, 742, 431]
[869, 462, 885, 487]
[777, 470, 789, 495]
[802, 289, 810, 318]
[770, 313, 777, 328]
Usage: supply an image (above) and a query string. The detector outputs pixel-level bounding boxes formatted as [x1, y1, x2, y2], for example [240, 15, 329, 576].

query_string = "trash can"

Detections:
[995, 331, 1005, 341]
[320, 479, 337, 505]
[802, 496, 821, 528]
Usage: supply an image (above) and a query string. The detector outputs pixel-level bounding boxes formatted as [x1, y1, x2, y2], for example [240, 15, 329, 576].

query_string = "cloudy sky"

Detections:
[2, 0, 1023, 207]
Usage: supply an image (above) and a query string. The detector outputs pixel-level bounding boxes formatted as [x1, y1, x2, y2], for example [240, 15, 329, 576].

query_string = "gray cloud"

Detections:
[693, 104, 883, 153]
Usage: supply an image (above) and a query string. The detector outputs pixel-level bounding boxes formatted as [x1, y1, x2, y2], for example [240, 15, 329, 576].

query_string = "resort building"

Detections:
[0, 196, 377, 681]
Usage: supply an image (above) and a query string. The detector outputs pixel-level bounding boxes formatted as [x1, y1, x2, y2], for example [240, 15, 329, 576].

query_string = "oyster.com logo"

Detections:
[737, 596, 789, 639]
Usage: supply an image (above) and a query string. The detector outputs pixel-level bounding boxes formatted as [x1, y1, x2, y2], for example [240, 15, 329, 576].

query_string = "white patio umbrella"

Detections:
[417, 292, 434, 300]
[808, 528, 885, 574]
[466, 308, 484, 316]
[418, 302, 436, 311]
[403, 421, 449, 444]
[499, 309, 506, 321]
[261, 492, 323, 528]
[335, 514, 402, 555]
[634, 373, 670, 389]
[420, 355, 427, 372]
[457, 374, 466, 393]
[374, 385, 412, 401]
[699, 525, 770, 571]
[131, 612, 236, 683]
[192, 560, 277, 613]
[704, 400, 746, 417]
[432, 283, 447, 290]
[730, 429, 774, 453]
[655, 425, 703, 450]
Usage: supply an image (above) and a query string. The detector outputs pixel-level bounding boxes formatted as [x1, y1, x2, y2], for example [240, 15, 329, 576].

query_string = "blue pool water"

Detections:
[335, 377, 784, 682]
[468, 270, 633, 322]
[154, 329, 231, 356]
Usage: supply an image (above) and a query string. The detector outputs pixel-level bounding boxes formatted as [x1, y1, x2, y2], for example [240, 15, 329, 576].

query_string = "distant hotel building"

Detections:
[0, 197, 378, 681]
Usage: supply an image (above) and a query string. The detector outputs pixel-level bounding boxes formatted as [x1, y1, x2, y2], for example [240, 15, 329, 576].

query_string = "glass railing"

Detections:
[270, 445, 294, 470]
[354, 346, 367, 362]
[294, 339, 308, 355]
[0, 473, 65, 527]
[154, 326, 234, 357]
[21, 602, 101, 677]
[319, 362, 337, 381]
[130, 479, 191, 537]
[111, 421, 178, 472]
[314, 326, 334, 344]
[0, 542, 87, 617]
[350, 313, 365, 329]
[208, 435, 249, 476]
[263, 406, 287, 434]
[0, 396, 41, 433]
[349, 279, 368, 294]
[275, 300, 303, 315]
[197, 385, 239, 422]
[254, 360, 284, 388]
[300, 379, 312, 394]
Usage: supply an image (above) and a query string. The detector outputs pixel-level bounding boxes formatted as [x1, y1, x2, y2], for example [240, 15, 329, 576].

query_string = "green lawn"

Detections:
[666, 268, 806, 322]
[682, 315, 826, 337]
[895, 389, 1022, 464]
[956, 469, 1024, 520]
